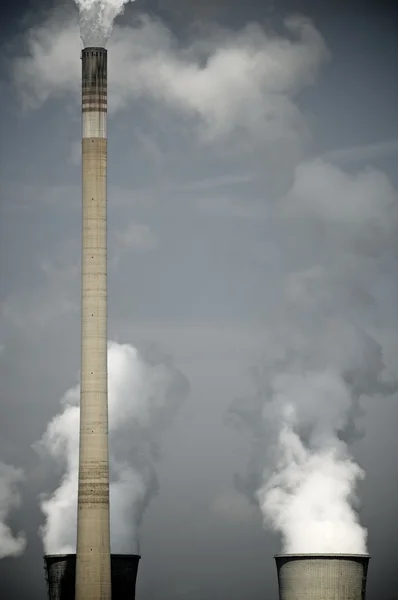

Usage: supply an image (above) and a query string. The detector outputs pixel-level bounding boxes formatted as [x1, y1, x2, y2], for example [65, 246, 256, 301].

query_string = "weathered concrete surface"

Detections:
[75, 47, 111, 600]
[275, 554, 370, 600]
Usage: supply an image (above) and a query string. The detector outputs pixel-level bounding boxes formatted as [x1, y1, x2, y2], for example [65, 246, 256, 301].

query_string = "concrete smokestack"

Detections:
[75, 47, 110, 600]
[44, 554, 141, 600]
[275, 554, 370, 600]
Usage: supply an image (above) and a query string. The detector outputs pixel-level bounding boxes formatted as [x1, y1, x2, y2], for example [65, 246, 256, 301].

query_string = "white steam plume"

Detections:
[257, 370, 367, 553]
[35, 341, 189, 554]
[0, 462, 26, 558]
[229, 160, 398, 554]
[73, 0, 135, 47]
[232, 322, 391, 555]
[262, 431, 366, 554]
[13, 13, 327, 147]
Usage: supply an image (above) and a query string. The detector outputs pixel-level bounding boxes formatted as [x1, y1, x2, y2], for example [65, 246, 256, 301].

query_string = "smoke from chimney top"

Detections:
[73, 0, 135, 47]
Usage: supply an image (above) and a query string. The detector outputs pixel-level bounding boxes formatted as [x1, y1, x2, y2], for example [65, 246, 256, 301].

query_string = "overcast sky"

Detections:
[1, 0, 398, 599]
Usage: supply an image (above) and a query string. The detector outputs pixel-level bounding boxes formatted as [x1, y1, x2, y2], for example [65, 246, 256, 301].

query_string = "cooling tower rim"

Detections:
[44, 553, 141, 559]
[274, 553, 370, 559]
[82, 46, 107, 52]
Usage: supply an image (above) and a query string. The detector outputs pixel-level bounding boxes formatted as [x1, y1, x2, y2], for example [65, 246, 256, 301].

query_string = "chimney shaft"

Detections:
[275, 554, 370, 600]
[75, 47, 111, 600]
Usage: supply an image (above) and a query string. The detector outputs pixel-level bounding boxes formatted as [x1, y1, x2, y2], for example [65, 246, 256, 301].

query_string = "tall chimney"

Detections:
[75, 46, 111, 600]
[275, 554, 370, 600]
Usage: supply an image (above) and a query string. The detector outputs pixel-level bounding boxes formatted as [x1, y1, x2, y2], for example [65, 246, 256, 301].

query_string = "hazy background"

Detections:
[1, 0, 398, 598]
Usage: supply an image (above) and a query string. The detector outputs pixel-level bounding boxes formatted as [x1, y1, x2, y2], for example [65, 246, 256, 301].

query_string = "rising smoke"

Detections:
[229, 160, 398, 554]
[0, 462, 26, 558]
[8, 0, 398, 562]
[13, 12, 327, 147]
[257, 369, 368, 554]
[73, 0, 135, 47]
[35, 341, 189, 554]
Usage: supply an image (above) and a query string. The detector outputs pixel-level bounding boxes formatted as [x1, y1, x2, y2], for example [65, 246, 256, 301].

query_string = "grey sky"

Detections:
[1, 0, 398, 599]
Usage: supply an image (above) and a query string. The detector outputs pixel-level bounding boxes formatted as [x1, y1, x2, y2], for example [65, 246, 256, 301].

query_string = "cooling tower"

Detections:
[44, 554, 141, 600]
[76, 46, 110, 600]
[275, 554, 370, 600]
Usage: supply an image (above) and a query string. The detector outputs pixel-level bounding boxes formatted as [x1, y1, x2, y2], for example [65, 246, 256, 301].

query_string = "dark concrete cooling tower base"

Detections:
[275, 553, 370, 600]
[44, 553, 140, 600]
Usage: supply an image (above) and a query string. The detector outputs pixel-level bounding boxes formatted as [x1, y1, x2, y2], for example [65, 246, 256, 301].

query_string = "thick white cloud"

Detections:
[230, 157, 398, 554]
[4, 1, 398, 588]
[13, 12, 81, 109]
[12, 11, 328, 143]
[36, 341, 189, 554]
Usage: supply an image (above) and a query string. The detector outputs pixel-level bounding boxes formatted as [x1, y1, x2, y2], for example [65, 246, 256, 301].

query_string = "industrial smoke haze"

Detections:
[0, 462, 26, 558]
[259, 427, 367, 553]
[262, 439, 366, 554]
[248, 374, 365, 553]
[74, 0, 135, 47]
[14, 12, 328, 139]
[35, 341, 189, 554]
[9, 1, 398, 561]
[256, 367, 368, 554]
[230, 161, 398, 555]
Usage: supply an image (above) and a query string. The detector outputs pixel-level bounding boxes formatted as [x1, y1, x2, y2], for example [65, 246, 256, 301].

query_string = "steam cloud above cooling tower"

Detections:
[8, 0, 398, 569]
[74, 0, 135, 47]
[0, 462, 26, 558]
[257, 365, 369, 554]
[35, 341, 189, 554]
[229, 160, 398, 555]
